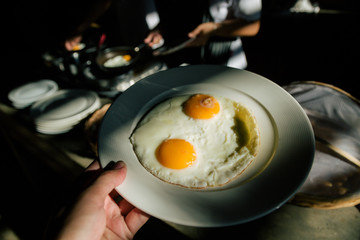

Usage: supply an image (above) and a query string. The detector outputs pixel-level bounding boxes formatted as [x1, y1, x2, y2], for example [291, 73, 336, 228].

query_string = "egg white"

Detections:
[130, 95, 259, 189]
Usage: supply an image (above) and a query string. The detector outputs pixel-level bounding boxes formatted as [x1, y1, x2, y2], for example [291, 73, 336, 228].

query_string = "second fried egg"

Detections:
[130, 94, 259, 189]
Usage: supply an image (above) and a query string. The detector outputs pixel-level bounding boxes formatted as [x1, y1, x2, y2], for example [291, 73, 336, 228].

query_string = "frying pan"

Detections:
[96, 44, 147, 74]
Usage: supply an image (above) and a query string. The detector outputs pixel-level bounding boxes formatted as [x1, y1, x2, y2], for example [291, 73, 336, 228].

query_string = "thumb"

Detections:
[188, 26, 201, 38]
[86, 161, 126, 200]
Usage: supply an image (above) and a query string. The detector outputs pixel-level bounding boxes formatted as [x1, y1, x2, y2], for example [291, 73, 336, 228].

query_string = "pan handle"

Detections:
[134, 43, 147, 52]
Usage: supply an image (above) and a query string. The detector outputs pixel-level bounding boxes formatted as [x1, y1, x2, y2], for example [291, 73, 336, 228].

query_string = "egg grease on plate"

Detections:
[130, 94, 260, 189]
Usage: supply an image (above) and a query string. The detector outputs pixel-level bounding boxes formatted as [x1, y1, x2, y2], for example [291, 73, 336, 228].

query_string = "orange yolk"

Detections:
[156, 139, 196, 169]
[72, 44, 81, 51]
[183, 94, 220, 119]
[123, 54, 132, 61]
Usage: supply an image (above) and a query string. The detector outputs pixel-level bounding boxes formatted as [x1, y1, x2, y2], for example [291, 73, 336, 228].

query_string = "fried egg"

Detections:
[130, 94, 259, 189]
[103, 54, 131, 68]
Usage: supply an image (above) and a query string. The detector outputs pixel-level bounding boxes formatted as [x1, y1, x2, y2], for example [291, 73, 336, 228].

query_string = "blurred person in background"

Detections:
[3, 0, 158, 94]
[144, 0, 262, 69]
[65, 0, 159, 50]
[3, 0, 111, 95]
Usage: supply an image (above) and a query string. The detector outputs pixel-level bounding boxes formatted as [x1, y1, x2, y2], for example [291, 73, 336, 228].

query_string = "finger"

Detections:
[188, 32, 196, 39]
[84, 160, 116, 175]
[148, 35, 161, 47]
[74, 160, 103, 194]
[188, 26, 201, 38]
[154, 34, 163, 44]
[144, 32, 156, 44]
[74, 35, 82, 43]
[144, 35, 151, 44]
[85, 162, 126, 201]
[80, 160, 116, 189]
[125, 208, 150, 234]
[65, 41, 74, 51]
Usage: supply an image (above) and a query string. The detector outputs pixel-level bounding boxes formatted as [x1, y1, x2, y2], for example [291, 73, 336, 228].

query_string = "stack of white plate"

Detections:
[30, 89, 101, 134]
[8, 80, 59, 109]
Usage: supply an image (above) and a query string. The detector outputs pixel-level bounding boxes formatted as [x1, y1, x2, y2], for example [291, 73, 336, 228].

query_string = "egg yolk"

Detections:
[72, 44, 81, 51]
[123, 54, 132, 61]
[183, 94, 220, 119]
[156, 139, 196, 169]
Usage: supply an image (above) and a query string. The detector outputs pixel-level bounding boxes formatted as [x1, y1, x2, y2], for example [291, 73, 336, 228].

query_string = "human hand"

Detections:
[144, 29, 163, 48]
[56, 160, 150, 240]
[65, 35, 82, 51]
[187, 22, 219, 47]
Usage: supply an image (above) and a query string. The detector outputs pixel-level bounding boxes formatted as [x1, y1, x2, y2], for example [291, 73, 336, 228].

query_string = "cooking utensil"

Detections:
[96, 43, 147, 74]
[152, 38, 195, 56]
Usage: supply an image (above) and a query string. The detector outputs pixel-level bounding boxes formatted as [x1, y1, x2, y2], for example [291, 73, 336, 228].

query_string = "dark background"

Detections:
[244, 0, 359, 98]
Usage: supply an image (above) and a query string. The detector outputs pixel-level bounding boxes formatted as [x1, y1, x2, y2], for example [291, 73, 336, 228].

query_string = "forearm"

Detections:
[213, 19, 260, 38]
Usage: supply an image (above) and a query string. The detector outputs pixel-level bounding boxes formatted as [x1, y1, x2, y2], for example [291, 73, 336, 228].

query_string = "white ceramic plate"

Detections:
[30, 89, 100, 134]
[8, 79, 58, 109]
[98, 65, 315, 227]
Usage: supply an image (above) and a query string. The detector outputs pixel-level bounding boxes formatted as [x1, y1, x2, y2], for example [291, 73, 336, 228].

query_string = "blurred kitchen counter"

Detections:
[0, 99, 100, 170]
